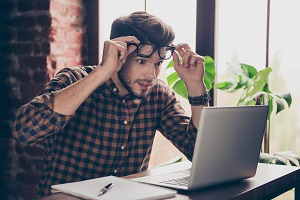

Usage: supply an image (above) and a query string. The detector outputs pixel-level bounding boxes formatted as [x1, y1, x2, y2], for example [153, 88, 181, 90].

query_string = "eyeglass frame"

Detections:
[127, 42, 175, 60]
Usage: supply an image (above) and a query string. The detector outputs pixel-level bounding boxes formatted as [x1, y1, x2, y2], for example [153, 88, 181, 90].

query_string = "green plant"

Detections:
[214, 62, 292, 153]
[166, 58, 299, 166]
[165, 56, 216, 99]
[259, 151, 300, 167]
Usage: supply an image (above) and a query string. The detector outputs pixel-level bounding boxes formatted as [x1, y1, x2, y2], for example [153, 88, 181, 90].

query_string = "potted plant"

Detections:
[166, 58, 300, 166]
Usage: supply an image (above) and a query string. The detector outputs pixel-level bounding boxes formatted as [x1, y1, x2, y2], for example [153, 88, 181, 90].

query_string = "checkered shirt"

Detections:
[11, 66, 197, 196]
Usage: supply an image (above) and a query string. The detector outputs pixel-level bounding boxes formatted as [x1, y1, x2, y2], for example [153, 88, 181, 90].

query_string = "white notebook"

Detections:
[51, 175, 177, 200]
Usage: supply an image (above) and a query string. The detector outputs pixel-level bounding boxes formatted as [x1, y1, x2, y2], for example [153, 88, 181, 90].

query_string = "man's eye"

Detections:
[137, 59, 146, 64]
[155, 61, 163, 67]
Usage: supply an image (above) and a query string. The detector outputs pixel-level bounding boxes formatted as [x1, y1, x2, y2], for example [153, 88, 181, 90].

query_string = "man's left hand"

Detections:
[172, 43, 206, 95]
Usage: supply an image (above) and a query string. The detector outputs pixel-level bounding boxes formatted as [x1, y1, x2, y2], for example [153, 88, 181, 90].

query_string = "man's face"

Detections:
[118, 50, 164, 99]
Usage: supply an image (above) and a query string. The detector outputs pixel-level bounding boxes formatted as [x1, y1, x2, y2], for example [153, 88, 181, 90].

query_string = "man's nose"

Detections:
[144, 65, 157, 79]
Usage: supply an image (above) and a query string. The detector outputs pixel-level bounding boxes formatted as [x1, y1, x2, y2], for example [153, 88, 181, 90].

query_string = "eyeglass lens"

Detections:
[138, 44, 154, 57]
[130, 43, 174, 60]
[159, 46, 173, 60]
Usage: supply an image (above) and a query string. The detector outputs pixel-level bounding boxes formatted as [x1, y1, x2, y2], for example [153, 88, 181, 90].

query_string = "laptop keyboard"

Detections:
[159, 176, 189, 187]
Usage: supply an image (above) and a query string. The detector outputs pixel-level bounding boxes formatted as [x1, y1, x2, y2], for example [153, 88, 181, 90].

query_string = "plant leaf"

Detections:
[204, 56, 216, 81]
[259, 153, 287, 165]
[245, 100, 256, 105]
[268, 97, 273, 120]
[166, 59, 175, 69]
[234, 75, 248, 90]
[167, 71, 179, 86]
[268, 93, 285, 114]
[279, 93, 292, 108]
[274, 151, 300, 167]
[204, 76, 213, 91]
[262, 83, 272, 93]
[240, 63, 257, 78]
[173, 79, 188, 99]
[259, 153, 273, 163]
[270, 156, 289, 165]
[215, 81, 234, 90]
[204, 56, 216, 91]
[243, 68, 272, 101]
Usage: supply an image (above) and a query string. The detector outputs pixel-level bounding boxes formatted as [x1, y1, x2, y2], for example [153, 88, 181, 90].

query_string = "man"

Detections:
[11, 11, 210, 196]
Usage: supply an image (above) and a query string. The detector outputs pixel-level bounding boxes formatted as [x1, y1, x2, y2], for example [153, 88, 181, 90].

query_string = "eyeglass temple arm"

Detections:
[126, 42, 138, 47]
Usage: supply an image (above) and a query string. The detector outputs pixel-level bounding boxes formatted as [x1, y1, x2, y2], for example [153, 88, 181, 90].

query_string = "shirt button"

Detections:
[122, 99, 126, 103]
[124, 120, 128, 125]
[114, 169, 118, 173]
[113, 88, 118, 92]
[121, 145, 125, 150]
[48, 110, 52, 114]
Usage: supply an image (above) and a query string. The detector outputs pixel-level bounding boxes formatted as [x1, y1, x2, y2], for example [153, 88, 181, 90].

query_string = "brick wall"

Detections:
[0, 0, 88, 199]
[47, 0, 87, 80]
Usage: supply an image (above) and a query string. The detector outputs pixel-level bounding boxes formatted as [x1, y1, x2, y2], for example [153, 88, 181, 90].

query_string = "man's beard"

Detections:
[118, 70, 150, 99]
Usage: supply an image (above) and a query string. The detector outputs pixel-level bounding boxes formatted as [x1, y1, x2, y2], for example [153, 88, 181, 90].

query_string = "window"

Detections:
[268, 0, 300, 156]
[215, 0, 267, 105]
[215, 1, 300, 198]
[215, 0, 300, 155]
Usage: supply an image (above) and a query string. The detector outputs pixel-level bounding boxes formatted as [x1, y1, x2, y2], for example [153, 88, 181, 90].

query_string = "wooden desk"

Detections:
[40, 161, 300, 200]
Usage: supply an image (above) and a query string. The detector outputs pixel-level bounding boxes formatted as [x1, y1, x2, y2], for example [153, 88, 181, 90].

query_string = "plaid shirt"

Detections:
[11, 66, 197, 196]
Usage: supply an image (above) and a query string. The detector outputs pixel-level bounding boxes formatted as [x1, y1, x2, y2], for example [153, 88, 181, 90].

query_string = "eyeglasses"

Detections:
[127, 43, 175, 60]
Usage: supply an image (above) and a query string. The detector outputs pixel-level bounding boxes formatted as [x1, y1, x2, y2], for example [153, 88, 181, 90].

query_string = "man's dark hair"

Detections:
[110, 11, 175, 46]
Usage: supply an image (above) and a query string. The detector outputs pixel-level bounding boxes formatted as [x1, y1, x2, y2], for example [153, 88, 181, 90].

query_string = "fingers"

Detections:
[112, 36, 140, 44]
[115, 36, 141, 62]
[115, 42, 126, 63]
[182, 52, 204, 68]
[112, 36, 140, 59]
[103, 36, 140, 64]
[172, 50, 181, 69]
[175, 43, 191, 58]
[174, 43, 205, 68]
[188, 54, 205, 67]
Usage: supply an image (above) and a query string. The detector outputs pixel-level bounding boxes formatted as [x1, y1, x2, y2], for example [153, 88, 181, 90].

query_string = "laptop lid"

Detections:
[188, 105, 268, 190]
[132, 105, 269, 191]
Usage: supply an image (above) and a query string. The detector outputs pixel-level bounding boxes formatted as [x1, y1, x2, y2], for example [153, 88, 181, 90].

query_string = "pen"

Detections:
[98, 183, 113, 196]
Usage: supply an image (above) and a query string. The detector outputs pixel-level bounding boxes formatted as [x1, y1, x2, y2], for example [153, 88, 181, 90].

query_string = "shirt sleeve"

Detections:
[156, 82, 198, 161]
[10, 67, 89, 147]
[11, 92, 73, 147]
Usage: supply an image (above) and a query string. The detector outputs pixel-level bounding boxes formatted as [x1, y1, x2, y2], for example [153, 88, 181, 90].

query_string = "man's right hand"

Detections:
[53, 36, 140, 115]
[98, 36, 140, 78]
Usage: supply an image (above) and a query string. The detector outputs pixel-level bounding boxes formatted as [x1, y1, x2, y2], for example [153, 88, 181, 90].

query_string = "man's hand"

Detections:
[172, 43, 206, 96]
[53, 36, 140, 116]
[98, 36, 140, 77]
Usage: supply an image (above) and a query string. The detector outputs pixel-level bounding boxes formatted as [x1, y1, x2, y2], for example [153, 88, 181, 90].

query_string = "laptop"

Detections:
[131, 105, 269, 191]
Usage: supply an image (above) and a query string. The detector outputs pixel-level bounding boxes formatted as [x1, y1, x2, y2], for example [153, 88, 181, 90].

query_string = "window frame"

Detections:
[196, 0, 216, 106]
[86, 0, 99, 65]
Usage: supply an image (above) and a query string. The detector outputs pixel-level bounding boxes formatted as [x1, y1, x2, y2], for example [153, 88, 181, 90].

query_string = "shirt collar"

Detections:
[105, 78, 119, 95]
[104, 79, 136, 101]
